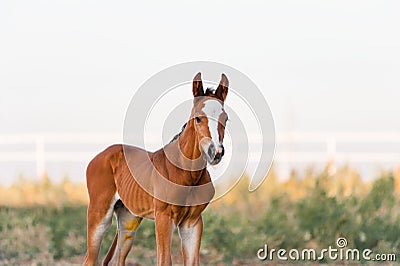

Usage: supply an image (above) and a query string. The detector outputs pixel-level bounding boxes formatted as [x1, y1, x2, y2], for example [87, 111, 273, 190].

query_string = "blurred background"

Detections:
[1, 1, 400, 265]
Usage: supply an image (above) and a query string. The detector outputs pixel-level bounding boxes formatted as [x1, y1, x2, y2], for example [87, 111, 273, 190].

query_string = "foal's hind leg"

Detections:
[84, 196, 117, 266]
[104, 201, 143, 266]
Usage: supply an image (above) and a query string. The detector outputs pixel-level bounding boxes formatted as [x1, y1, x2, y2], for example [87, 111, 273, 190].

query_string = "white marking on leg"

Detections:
[93, 196, 117, 243]
[109, 204, 143, 265]
[179, 225, 196, 259]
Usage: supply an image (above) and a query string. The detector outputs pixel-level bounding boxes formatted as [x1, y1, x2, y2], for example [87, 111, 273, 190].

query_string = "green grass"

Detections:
[1, 173, 400, 265]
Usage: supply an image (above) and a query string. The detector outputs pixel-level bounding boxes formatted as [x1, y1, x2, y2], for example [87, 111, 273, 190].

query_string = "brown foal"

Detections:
[83, 72, 229, 265]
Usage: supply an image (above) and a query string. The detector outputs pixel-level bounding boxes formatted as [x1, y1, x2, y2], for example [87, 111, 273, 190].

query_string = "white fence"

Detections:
[0, 132, 399, 180]
[0, 133, 121, 178]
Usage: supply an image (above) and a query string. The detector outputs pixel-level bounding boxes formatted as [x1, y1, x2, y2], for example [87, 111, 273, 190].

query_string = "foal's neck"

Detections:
[178, 122, 202, 162]
[181, 123, 207, 182]
[164, 121, 206, 183]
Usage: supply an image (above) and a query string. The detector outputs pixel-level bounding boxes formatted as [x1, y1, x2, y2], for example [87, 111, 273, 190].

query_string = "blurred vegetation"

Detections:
[1, 164, 400, 264]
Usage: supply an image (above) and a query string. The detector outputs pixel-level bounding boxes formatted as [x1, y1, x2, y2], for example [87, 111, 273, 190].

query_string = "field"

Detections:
[1, 165, 400, 265]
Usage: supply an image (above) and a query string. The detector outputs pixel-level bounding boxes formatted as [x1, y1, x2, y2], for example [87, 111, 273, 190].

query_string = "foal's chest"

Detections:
[170, 204, 207, 225]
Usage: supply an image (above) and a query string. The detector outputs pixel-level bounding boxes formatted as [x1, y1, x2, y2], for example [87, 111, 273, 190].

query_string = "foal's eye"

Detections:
[195, 117, 201, 123]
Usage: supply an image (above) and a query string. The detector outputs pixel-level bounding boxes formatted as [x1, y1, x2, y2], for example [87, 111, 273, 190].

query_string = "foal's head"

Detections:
[191, 72, 229, 165]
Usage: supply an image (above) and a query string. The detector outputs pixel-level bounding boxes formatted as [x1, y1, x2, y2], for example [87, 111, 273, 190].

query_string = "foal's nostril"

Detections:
[207, 144, 216, 160]
[214, 152, 222, 161]
[221, 145, 225, 157]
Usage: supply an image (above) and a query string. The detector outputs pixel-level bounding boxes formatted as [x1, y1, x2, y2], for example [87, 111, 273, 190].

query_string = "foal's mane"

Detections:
[205, 87, 215, 96]
[169, 123, 187, 143]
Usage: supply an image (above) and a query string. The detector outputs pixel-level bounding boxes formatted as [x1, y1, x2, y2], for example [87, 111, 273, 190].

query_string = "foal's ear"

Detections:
[215, 73, 229, 102]
[192, 72, 204, 98]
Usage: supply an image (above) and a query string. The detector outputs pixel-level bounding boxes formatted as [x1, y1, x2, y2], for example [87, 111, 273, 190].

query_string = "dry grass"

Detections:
[1, 164, 394, 207]
[0, 174, 88, 207]
[1, 165, 400, 264]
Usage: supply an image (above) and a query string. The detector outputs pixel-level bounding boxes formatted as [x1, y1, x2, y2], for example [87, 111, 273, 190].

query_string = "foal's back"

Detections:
[86, 144, 156, 218]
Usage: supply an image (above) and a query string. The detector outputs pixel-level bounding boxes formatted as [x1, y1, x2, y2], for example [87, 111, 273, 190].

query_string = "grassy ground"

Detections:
[1, 166, 400, 265]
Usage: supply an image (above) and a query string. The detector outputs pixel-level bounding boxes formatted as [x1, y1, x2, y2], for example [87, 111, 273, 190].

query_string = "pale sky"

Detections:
[1, 0, 399, 135]
[0, 1, 400, 184]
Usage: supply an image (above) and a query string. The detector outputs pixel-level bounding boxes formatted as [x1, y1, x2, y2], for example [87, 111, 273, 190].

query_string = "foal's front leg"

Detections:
[155, 212, 174, 266]
[178, 217, 203, 266]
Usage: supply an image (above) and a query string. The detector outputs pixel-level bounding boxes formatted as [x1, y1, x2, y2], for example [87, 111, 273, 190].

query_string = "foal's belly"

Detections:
[116, 175, 156, 220]
[114, 145, 156, 219]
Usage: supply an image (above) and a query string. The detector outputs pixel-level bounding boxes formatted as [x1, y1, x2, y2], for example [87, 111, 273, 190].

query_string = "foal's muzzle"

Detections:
[206, 143, 225, 165]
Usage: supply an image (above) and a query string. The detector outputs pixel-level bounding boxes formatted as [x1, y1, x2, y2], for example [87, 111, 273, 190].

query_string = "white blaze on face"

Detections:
[202, 99, 223, 146]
